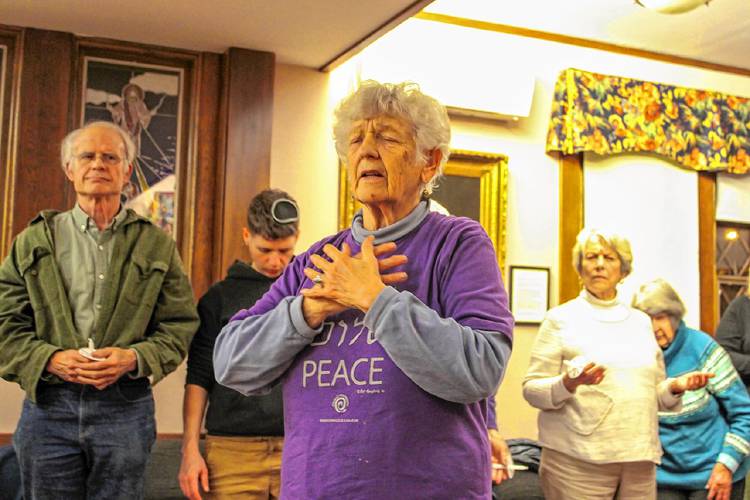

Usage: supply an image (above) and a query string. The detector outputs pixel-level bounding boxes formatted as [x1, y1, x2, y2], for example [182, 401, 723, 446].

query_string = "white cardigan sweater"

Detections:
[523, 290, 682, 464]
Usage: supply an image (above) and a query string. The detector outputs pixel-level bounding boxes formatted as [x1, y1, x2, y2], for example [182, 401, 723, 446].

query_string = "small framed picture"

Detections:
[509, 266, 550, 324]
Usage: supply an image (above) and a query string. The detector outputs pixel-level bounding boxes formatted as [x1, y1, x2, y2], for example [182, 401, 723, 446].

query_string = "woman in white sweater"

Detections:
[523, 228, 711, 500]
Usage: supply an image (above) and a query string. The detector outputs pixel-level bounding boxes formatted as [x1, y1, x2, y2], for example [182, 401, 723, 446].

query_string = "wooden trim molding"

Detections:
[415, 12, 750, 77]
[0, 27, 22, 261]
[12, 28, 76, 238]
[319, 0, 435, 72]
[155, 433, 183, 440]
[559, 153, 584, 305]
[188, 52, 221, 299]
[698, 171, 718, 334]
[215, 48, 275, 278]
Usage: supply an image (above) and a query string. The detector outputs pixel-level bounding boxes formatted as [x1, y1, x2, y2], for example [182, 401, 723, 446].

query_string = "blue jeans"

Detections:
[13, 379, 156, 500]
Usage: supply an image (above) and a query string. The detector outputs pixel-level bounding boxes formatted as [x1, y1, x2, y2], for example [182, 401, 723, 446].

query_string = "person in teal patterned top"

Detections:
[633, 279, 750, 500]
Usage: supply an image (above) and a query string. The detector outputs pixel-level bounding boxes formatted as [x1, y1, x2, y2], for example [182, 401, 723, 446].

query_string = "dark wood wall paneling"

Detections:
[216, 48, 275, 278]
[189, 52, 222, 297]
[0, 25, 275, 299]
[698, 172, 718, 334]
[12, 28, 76, 239]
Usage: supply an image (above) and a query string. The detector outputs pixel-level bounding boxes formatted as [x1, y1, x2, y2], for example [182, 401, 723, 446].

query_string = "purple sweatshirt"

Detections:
[214, 202, 513, 499]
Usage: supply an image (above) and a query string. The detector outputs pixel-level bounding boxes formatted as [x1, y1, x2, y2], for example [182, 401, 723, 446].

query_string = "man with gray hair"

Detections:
[0, 121, 199, 499]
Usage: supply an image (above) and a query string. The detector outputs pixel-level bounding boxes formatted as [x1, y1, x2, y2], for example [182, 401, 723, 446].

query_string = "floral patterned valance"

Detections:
[546, 68, 750, 173]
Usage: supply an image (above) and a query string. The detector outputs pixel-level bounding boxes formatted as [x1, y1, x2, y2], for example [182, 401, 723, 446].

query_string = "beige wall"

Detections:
[3, 19, 750, 437]
[342, 17, 750, 438]
[0, 380, 23, 433]
[270, 64, 339, 252]
[584, 153, 701, 327]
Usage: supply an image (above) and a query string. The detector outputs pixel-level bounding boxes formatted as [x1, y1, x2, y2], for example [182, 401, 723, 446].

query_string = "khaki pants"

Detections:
[540, 447, 656, 500]
[205, 435, 283, 500]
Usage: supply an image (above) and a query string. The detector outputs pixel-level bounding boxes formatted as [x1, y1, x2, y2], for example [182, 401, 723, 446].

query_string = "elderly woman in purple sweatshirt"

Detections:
[213, 81, 514, 499]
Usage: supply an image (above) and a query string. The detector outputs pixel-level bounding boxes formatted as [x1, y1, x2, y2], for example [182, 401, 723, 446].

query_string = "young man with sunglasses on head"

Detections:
[179, 189, 300, 500]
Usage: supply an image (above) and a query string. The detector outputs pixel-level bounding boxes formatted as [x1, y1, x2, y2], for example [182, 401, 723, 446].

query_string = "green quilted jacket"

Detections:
[0, 209, 199, 402]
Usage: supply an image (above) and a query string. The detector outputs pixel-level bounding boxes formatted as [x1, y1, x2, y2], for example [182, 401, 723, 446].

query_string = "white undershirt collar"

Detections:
[580, 288, 631, 322]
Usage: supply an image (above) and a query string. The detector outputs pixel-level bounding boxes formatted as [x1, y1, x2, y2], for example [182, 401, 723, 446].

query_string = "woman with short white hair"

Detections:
[633, 279, 750, 500]
[213, 81, 514, 499]
[523, 228, 710, 500]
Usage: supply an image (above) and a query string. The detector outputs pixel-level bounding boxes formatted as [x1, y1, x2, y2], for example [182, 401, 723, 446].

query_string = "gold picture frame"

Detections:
[337, 149, 508, 272]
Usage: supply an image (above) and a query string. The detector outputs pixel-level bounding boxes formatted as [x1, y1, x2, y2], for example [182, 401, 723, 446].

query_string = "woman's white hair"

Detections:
[632, 278, 686, 331]
[60, 121, 136, 173]
[332, 80, 451, 196]
[572, 227, 633, 277]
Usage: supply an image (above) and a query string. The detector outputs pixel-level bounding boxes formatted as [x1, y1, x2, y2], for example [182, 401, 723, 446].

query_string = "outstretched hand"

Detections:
[562, 362, 606, 393]
[670, 371, 714, 395]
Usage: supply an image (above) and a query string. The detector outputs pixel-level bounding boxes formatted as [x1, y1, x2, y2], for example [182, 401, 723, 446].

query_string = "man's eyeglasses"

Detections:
[271, 199, 299, 224]
[75, 152, 123, 166]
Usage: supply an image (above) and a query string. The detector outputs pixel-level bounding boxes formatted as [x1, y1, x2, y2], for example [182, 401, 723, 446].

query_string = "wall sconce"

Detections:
[725, 229, 739, 241]
[635, 0, 712, 14]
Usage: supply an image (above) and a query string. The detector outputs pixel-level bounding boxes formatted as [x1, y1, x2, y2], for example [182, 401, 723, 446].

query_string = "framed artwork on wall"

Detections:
[337, 149, 508, 271]
[509, 266, 550, 324]
[79, 56, 184, 236]
[73, 40, 201, 282]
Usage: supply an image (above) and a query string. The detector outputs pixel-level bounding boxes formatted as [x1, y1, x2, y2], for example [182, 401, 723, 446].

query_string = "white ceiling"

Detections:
[1, 0, 748, 71]
[425, 0, 750, 71]
[0, 0, 428, 68]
